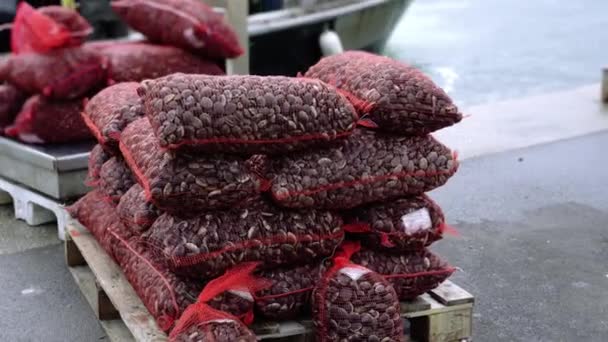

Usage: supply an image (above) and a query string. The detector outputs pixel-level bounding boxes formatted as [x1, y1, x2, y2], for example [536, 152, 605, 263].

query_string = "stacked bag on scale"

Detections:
[0, 0, 229, 145]
[70, 49, 463, 341]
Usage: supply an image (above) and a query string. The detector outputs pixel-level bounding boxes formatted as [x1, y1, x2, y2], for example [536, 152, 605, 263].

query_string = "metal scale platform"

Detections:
[0, 136, 94, 240]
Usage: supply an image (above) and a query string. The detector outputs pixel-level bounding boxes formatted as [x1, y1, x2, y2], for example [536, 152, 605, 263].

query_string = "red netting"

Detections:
[169, 305, 256, 342]
[312, 242, 406, 342]
[82, 82, 143, 148]
[350, 246, 455, 301]
[98, 156, 136, 205]
[343, 194, 445, 251]
[4, 95, 92, 144]
[111, 226, 267, 332]
[169, 262, 269, 340]
[269, 129, 459, 209]
[142, 199, 344, 280]
[67, 190, 123, 254]
[138, 74, 357, 155]
[111, 0, 242, 58]
[99, 43, 223, 84]
[254, 262, 322, 320]
[0, 83, 27, 130]
[85, 144, 111, 186]
[0, 47, 106, 99]
[119, 118, 263, 213]
[10, 3, 92, 54]
[116, 184, 160, 234]
[305, 51, 462, 135]
[109, 227, 201, 332]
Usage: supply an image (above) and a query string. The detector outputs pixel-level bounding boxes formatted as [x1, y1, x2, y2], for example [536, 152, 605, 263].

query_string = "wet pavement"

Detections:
[431, 131, 608, 341]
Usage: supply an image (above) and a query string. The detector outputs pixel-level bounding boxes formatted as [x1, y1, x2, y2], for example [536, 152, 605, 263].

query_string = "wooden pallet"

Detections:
[65, 221, 473, 342]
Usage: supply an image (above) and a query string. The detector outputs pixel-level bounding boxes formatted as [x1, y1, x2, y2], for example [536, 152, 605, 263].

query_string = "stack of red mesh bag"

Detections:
[0, 3, 100, 143]
[69, 50, 463, 341]
[296, 50, 462, 341]
[0, 1, 226, 145]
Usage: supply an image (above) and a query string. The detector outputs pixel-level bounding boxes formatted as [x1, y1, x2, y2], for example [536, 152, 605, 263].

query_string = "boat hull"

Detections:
[250, 0, 412, 75]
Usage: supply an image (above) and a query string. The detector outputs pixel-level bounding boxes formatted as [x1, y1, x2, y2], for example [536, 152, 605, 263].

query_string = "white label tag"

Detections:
[207, 319, 237, 324]
[401, 208, 432, 235]
[339, 267, 370, 280]
[228, 290, 253, 302]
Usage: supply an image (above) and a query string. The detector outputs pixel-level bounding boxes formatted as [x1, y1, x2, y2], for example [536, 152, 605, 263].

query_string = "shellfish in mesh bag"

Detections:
[116, 184, 160, 234]
[0, 83, 27, 130]
[86, 144, 111, 186]
[98, 157, 136, 205]
[67, 190, 124, 254]
[119, 118, 264, 214]
[343, 195, 447, 251]
[110, 231, 265, 334]
[4, 95, 92, 144]
[312, 242, 406, 342]
[269, 129, 458, 209]
[138, 74, 358, 155]
[82, 82, 144, 148]
[254, 262, 322, 320]
[349, 243, 455, 301]
[169, 306, 257, 342]
[100, 43, 224, 84]
[143, 200, 344, 280]
[0, 47, 106, 99]
[10, 3, 92, 54]
[305, 51, 462, 135]
[111, 0, 242, 58]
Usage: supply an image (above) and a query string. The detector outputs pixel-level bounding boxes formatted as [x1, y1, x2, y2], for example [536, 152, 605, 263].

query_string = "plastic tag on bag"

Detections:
[401, 208, 432, 235]
[339, 266, 370, 281]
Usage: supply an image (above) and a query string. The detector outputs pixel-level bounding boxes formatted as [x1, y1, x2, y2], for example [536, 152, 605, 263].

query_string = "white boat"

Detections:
[246, 0, 414, 75]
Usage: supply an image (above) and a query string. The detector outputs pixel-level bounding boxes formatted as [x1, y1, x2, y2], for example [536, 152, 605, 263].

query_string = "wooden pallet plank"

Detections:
[403, 294, 473, 319]
[65, 237, 86, 267]
[67, 222, 167, 342]
[429, 281, 474, 306]
[401, 296, 432, 313]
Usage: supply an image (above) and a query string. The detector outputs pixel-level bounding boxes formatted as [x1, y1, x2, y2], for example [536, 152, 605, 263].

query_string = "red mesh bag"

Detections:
[343, 195, 446, 251]
[138, 74, 358, 154]
[86, 144, 111, 186]
[10, 3, 93, 54]
[143, 200, 344, 280]
[67, 190, 123, 253]
[98, 157, 136, 205]
[312, 242, 406, 342]
[119, 118, 263, 213]
[110, 229, 261, 332]
[116, 184, 160, 234]
[349, 243, 455, 301]
[111, 0, 242, 58]
[82, 82, 144, 149]
[169, 306, 256, 342]
[254, 262, 322, 320]
[0, 47, 106, 99]
[100, 43, 223, 84]
[169, 263, 269, 340]
[269, 129, 459, 209]
[0, 83, 27, 130]
[305, 51, 462, 135]
[4, 95, 92, 144]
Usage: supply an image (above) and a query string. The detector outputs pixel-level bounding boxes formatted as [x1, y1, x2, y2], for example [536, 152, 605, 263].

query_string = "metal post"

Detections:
[602, 67, 608, 103]
[225, 1, 250, 75]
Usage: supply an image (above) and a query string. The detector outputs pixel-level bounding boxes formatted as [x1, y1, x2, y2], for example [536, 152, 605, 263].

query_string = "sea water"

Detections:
[385, 0, 608, 106]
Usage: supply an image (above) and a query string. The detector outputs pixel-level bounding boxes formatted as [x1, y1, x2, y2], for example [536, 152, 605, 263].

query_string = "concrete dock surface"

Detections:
[1, 84, 608, 341]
